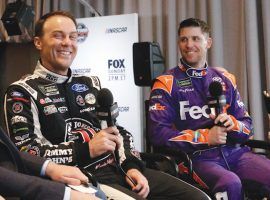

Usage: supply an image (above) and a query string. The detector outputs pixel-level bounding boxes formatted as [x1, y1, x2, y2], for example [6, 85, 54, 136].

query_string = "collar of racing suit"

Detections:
[34, 60, 73, 84]
[179, 58, 208, 78]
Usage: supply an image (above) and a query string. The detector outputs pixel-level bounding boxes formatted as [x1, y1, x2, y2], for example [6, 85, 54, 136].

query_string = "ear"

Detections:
[34, 37, 42, 50]
[206, 37, 212, 49]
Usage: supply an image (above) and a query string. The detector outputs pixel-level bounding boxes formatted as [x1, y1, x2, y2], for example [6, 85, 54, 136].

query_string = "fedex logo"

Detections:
[149, 103, 166, 111]
[192, 70, 206, 77]
[180, 101, 209, 120]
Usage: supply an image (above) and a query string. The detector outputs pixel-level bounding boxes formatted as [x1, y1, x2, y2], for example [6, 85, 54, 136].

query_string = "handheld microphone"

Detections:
[208, 81, 226, 125]
[96, 88, 120, 164]
[96, 88, 119, 127]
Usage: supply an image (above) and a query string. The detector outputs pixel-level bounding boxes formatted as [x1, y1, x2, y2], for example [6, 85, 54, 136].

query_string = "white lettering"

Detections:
[179, 101, 209, 120]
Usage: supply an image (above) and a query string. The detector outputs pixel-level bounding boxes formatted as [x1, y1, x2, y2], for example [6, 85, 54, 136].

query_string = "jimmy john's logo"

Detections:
[64, 118, 96, 142]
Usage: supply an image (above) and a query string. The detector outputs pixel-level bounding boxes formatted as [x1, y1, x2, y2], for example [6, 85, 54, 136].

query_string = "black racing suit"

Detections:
[4, 61, 144, 178]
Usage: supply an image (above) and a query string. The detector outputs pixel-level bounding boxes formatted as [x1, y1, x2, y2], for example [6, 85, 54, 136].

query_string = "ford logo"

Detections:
[71, 84, 89, 92]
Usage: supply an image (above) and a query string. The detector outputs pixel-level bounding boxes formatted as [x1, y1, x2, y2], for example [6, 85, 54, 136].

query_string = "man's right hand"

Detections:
[208, 126, 227, 145]
[88, 126, 121, 158]
[70, 190, 100, 200]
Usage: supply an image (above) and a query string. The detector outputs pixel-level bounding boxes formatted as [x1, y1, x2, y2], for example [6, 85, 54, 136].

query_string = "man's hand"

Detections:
[211, 113, 235, 131]
[70, 190, 100, 200]
[88, 126, 121, 158]
[45, 162, 89, 186]
[126, 169, 149, 198]
[208, 126, 227, 145]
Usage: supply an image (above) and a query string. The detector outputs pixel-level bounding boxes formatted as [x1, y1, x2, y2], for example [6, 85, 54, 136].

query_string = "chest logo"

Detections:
[71, 84, 89, 92]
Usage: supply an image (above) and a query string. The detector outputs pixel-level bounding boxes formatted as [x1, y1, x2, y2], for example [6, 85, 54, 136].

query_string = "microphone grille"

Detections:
[97, 88, 114, 106]
[209, 81, 223, 97]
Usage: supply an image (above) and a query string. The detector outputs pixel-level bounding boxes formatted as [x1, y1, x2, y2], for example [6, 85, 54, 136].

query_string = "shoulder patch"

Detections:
[152, 75, 174, 95]
[88, 76, 101, 90]
[223, 71, 237, 89]
[12, 80, 38, 100]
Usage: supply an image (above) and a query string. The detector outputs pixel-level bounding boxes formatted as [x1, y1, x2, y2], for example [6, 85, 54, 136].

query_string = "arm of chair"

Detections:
[243, 139, 270, 151]
[140, 146, 193, 177]
[153, 146, 193, 175]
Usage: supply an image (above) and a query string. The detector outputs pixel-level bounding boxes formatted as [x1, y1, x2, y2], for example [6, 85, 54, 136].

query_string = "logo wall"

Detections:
[71, 14, 143, 151]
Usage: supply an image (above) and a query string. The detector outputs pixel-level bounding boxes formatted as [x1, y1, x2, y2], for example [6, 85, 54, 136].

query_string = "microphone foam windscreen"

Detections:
[97, 88, 114, 106]
[209, 81, 223, 97]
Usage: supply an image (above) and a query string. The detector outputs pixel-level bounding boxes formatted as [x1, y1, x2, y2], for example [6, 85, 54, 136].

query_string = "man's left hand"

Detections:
[46, 162, 89, 186]
[126, 169, 149, 198]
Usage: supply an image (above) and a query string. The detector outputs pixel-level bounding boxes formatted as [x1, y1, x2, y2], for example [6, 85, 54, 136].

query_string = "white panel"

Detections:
[71, 14, 143, 151]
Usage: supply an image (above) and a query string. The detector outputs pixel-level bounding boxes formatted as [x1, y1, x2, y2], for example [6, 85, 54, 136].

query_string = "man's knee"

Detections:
[214, 173, 242, 200]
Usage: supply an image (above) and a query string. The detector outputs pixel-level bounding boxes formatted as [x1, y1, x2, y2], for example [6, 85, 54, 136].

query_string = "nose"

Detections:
[61, 36, 72, 46]
[186, 38, 193, 48]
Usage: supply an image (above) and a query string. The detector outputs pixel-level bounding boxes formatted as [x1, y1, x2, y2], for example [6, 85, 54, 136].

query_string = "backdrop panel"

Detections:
[71, 13, 143, 151]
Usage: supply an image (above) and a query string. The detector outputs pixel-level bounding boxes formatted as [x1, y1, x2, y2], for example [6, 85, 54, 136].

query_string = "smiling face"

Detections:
[178, 26, 212, 68]
[34, 15, 78, 76]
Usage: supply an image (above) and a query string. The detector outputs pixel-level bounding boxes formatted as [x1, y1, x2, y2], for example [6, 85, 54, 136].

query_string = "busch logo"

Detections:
[180, 101, 209, 120]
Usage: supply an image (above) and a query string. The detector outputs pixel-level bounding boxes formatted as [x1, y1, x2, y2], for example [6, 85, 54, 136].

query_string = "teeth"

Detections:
[59, 51, 71, 55]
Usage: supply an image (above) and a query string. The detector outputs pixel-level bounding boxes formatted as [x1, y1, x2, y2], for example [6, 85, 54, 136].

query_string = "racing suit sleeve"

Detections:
[223, 74, 253, 143]
[117, 125, 145, 173]
[4, 86, 92, 167]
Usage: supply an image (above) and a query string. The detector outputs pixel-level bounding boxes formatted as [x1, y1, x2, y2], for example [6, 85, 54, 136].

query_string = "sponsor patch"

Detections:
[28, 146, 40, 156]
[53, 97, 65, 103]
[15, 133, 29, 141]
[11, 115, 27, 124]
[64, 118, 94, 142]
[151, 95, 163, 99]
[12, 102, 23, 113]
[76, 95, 85, 106]
[186, 68, 207, 78]
[58, 106, 68, 113]
[44, 149, 73, 156]
[45, 73, 58, 82]
[80, 107, 95, 113]
[212, 76, 222, 82]
[85, 93, 96, 104]
[149, 103, 166, 111]
[71, 84, 89, 92]
[17, 82, 37, 98]
[13, 127, 29, 134]
[176, 78, 192, 87]
[39, 84, 59, 96]
[40, 97, 53, 104]
[10, 91, 24, 97]
[179, 88, 194, 93]
[44, 105, 58, 115]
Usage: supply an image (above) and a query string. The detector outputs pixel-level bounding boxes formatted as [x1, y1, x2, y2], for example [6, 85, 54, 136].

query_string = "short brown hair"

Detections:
[35, 11, 77, 37]
[178, 18, 210, 36]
